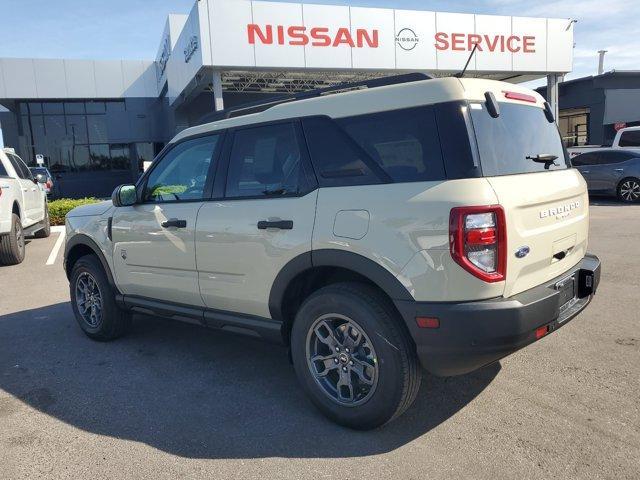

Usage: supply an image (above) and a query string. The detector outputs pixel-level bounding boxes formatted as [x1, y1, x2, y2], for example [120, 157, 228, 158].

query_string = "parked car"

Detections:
[0, 148, 50, 265]
[63, 74, 600, 429]
[567, 126, 640, 158]
[572, 150, 640, 202]
[29, 167, 55, 198]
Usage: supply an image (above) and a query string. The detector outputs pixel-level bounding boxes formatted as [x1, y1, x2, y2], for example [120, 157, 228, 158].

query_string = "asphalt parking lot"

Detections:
[0, 202, 639, 480]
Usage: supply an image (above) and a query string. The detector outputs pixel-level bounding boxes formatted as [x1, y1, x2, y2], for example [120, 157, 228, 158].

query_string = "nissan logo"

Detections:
[395, 28, 419, 51]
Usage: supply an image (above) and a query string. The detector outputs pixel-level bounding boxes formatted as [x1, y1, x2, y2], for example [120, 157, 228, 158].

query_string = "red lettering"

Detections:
[247, 24, 272, 45]
[333, 28, 355, 47]
[434, 32, 449, 50]
[484, 34, 500, 52]
[451, 33, 465, 51]
[288, 26, 308, 46]
[310, 27, 331, 47]
[467, 34, 483, 52]
[356, 29, 378, 48]
[506, 35, 521, 52]
[523, 35, 535, 53]
[277, 25, 285, 45]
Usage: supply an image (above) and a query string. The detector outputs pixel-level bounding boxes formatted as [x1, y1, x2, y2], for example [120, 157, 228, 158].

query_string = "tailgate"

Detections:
[487, 169, 589, 297]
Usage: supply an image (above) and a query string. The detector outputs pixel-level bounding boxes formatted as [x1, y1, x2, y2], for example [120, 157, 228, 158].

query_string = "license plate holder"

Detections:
[556, 275, 577, 318]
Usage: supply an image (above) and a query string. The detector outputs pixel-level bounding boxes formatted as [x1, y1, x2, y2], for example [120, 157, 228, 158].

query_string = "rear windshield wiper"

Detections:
[526, 154, 558, 170]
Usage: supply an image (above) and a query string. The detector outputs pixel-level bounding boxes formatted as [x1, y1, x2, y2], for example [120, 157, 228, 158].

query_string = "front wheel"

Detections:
[291, 282, 421, 430]
[617, 178, 640, 203]
[70, 255, 131, 341]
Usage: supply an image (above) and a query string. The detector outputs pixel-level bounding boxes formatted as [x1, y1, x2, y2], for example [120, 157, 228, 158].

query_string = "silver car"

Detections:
[572, 150, 640, 203]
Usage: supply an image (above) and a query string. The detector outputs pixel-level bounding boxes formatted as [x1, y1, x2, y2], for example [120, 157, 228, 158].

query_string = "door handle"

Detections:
[581, 170, 590, 174]
[614, 168, 624, 172]
[161, 218, 187, 228]
[257, 220, 293, 230]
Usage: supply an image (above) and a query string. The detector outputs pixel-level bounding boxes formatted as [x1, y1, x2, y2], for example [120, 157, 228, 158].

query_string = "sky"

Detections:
[0, 0, 636, 146]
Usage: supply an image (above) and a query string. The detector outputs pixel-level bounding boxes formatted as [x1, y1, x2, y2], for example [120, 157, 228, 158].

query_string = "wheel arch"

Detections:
[65, 234, 117, 290]
[12, 201, 20, 218]
[269, 249, 414, 340]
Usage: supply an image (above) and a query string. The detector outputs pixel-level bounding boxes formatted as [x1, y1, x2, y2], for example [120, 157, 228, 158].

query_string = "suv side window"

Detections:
[7, 154, 31, 180]
[225, 122, 307, 198]
[302, 116, 384, 186]
[143, 135, 220, 203]
[0, 158, 8, 177]
[619, 130, 640, 147]
[337, 106, 446, 182]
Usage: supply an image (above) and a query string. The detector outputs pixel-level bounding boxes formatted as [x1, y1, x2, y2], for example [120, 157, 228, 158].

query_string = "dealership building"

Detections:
[0, 0, 576, 198]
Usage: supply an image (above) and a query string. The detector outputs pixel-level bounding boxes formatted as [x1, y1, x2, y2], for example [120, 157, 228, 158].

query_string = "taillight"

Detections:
[450, 205, 506, 282]
[46, 180, 52, 189]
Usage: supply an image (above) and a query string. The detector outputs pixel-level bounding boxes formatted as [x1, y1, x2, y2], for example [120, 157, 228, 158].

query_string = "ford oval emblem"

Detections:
[515, 246, 530, 258]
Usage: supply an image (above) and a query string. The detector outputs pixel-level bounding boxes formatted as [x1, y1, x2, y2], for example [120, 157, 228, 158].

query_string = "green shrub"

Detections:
[48, 198, 101, 226]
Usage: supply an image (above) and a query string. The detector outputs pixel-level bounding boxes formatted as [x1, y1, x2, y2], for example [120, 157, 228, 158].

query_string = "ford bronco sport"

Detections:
[64, 74, 601, 429]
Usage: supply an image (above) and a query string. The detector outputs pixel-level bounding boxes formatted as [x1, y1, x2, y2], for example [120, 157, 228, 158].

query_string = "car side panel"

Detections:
[312, 180, 505, 302]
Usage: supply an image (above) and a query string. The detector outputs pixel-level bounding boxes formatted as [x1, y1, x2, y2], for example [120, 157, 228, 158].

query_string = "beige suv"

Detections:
[64, 74, 601, 429]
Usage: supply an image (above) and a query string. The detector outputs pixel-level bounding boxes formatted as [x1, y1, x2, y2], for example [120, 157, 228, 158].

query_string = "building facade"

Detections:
[0, 0, 575, 198]
[538, 71, 640, 147]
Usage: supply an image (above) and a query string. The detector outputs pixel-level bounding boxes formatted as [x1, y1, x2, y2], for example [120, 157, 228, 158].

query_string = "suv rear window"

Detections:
[619, 130, 640, 147]
[469, 102, 569, 176]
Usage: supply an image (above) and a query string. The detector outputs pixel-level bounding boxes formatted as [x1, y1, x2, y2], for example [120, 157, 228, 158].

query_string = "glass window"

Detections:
[226, 123, 304, 198]
[87, 115, 108, 143]
[86, 101, 106, 114]
[9, 154, 32, 179]
[0, 160, 8, 176]
[337, 106, 445, 182]
[106, 101, 126, 113]
[135, 142, 155, 172]
[144, 136, 219, 203]
[302, 116, 381, 186]
[72, 146, 90, 171]
[571, 153, 596, 167]
[28, 103, 43, 115]
[594, 151, 634, 165]
[64, 102, 85, 114]
[110, 144, 131, 171]
[89, 145, 111, 171]
[44, 115, 66, 139]
[619, 130, 640, 147]
[66, 116, 88, 144]
[470, 102, 569, 176]
[42, 102, 64, 115]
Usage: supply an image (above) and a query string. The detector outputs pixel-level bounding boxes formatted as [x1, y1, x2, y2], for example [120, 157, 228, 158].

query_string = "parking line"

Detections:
[46, 226, 66, 266]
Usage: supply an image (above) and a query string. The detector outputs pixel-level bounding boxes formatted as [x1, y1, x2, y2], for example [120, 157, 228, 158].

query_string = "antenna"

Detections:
[454, 44, 478, 78]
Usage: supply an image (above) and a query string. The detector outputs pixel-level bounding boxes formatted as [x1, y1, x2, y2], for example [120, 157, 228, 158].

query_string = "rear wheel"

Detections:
[0, 214, 26, 265]
[617, 178, 640, 203]
[33, 205, 51, 238]
[70, 255, 131, 341]
[291, 282, 421, 430]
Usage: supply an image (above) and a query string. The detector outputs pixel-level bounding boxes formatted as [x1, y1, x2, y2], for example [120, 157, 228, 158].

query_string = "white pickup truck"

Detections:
[0, 148, 50, 265]
[567, 126, 640, 158]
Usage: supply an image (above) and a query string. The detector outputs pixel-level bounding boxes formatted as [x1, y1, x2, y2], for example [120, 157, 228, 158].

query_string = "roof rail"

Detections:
[197, 72, 432, 125]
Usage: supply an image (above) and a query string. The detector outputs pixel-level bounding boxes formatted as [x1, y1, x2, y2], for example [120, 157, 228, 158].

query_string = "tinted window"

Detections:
[470, 102, 568, 176]
[302, 116, 382, 186]
[8, 154, 31, 179]
[337, 106, 446, 182]
[619, 130, 640, 147]
[571, 153, 596, 166]
[226, 123, 305, 198]
[594, 151, 635, 165]
[143, 136, 219, 203]
[0, 160, 8, 177]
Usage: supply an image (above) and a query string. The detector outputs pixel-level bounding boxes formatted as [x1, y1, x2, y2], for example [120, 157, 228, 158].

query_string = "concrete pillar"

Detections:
[212, 71, 224, 112]
[547, 74, 561, 123]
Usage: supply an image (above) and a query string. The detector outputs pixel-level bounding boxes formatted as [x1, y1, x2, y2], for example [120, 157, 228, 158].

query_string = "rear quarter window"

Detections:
[470, 102, 569, 176]
[0, 159, 8, 177]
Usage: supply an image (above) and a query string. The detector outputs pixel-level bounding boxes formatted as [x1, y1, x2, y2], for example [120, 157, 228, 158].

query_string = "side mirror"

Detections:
[112, 184, 137, 207]
[35, 173, 47, 184]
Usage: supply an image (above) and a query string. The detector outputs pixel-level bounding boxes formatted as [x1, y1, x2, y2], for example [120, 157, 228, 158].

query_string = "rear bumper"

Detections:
[394, 254, 601, 377]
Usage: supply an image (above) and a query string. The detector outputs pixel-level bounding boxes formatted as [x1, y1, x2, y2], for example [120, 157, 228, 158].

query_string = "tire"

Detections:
[617, 177, 640, 203]
[0, 213, 26, 265]
[33, 205, 51, 238]
[70, 254, 131, 341]
[291, 282, 421, 430]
